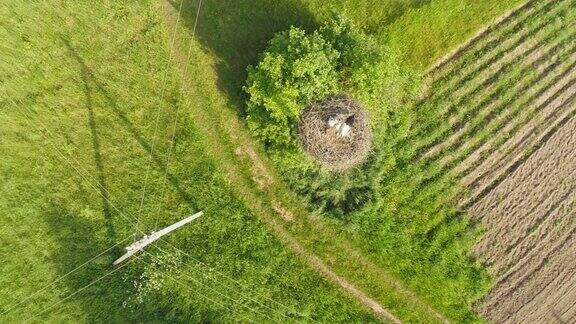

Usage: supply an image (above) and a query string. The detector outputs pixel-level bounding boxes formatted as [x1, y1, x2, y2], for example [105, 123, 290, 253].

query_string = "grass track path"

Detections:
[159, 0, 453, 323]
[160, 1, 394, 323]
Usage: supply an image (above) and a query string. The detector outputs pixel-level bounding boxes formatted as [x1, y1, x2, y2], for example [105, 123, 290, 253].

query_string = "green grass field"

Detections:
[0, 0, 528, 322]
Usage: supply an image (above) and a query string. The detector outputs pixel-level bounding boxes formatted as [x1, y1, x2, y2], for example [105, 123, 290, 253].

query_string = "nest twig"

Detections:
[298, 95, 373, 171]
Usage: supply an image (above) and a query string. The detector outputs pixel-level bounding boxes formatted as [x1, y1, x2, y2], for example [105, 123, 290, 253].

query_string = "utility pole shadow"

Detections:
[60, 37, 200, 223]
[79, 66, 118, 245]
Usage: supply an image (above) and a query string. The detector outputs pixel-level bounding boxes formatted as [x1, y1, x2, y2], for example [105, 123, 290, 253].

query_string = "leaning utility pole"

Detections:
[113, 211, 203, 265]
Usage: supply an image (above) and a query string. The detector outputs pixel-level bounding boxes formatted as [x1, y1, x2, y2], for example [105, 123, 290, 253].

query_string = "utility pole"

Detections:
[113, 211, 203, 265]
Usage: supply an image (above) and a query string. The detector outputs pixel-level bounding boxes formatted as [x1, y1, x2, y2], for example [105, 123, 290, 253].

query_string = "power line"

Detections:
[1, 2, 114, 67]
[3, 1, 310, 320]
[136, 0, 188, 235]
[131, 254, 259, 324]
[0, 191, 129, 317]
[22, 258, 135, 323]
[193, 0, 203, 36]
[139, 248, 277, 322]
[152, 0, 203, 229]
[1, 236, 131, 316]
[113, 212, 203, 265]
[4, 94, 305, 322]
[2, 0, 188, 234]
[153, 243, 300, 321]
[157, 240, 305, 319]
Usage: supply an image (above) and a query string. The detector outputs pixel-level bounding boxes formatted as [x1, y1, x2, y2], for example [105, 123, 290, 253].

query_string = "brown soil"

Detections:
[454, 67, 576, 179]
[423, 1, 576, 322]
[459, 80, 576, 208]
[457, 57, 576, 190]
[427, 24, 536, 108]
[272, 200, 295, 222]
[465, 112, 576, 323]
[455, 78, 576, 191]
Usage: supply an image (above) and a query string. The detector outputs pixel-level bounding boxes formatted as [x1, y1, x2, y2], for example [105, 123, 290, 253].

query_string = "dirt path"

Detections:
[160, 1, 452, 323]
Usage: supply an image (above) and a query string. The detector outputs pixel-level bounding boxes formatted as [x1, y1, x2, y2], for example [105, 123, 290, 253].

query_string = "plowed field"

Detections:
[412, 0, 576, 321]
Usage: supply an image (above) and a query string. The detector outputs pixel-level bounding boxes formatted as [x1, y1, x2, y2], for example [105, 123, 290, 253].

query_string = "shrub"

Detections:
[244, 14, 394, 149]
[244, 15, 419, 216]
[244, 27, 339, 148]
[320, 14, 382, 97]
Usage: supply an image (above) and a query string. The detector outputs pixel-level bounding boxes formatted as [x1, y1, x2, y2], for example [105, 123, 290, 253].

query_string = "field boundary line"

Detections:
[426, 0, 541, 75]
[410, 41, 576, 203]
[420, 18, 576, 163]
[425, 0, 562, 100]
[424, 38, 576, 173]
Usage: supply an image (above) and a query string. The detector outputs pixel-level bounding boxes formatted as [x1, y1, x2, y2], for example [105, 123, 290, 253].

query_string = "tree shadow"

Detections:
[168, 0, 317, 116]
[35, 38, 202, 322]
[41, 203, 149, 322]
[168, 0, 434, 117]
[60, 37, 200, 215]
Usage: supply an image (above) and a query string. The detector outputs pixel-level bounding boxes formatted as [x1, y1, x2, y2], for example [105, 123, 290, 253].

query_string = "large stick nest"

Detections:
[298, 95, 373, 171]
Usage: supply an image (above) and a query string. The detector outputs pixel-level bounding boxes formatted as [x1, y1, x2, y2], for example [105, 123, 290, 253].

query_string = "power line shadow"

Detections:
[60, 37, 200, 221]
[41, 204, 143, 322]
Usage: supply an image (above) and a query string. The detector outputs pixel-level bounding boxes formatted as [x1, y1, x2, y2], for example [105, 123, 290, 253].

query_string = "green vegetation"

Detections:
[245, 16, 418, 216]
[304, 0, 524, 70]
[380, 0, 525, 69]
[244, 15, 387, 149]
[0, 0, 535, 323]
[352, 0, 574, 319]
[244, 26, 340, 148]
[0, 1, 378, 322]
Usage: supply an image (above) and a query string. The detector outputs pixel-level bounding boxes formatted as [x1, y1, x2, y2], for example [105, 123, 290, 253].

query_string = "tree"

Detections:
[244, 27, 339, 148]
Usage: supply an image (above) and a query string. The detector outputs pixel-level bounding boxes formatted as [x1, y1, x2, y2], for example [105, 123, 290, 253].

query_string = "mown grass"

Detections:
[0, 0, 537, 322]
[303, 0, 526, 72]
[380, 0, 525, 70]
[0, 1, 381, 322]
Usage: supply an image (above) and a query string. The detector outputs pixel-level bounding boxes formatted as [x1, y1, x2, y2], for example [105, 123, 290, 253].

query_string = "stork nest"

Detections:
[298, 95, 372, 171]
